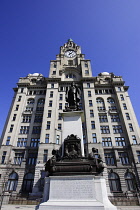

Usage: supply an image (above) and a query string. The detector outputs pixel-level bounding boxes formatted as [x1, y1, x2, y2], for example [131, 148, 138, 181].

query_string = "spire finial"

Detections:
[68, 38, 73, 42]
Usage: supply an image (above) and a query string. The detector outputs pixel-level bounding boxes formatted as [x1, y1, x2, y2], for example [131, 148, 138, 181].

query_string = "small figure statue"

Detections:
[88, 147, 104, 173]
[88, 147, 98, 159]
[66, 82, 81, 110]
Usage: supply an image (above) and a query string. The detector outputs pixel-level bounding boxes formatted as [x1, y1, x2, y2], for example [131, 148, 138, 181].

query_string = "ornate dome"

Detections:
[100, 72, 110, 76]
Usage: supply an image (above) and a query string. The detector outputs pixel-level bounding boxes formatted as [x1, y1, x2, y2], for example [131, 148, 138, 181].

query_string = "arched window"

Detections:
[37, 98, 45, 105]
[96, 97, 104, 104]
[96, 98, 105, 111]
[108, 172, 121, 192]
[107, 97, 115, 104]
[27, 98, 34, 105]
[6, 172, 18, 191]
[125, 172, 136, 191]
[22, 173, 34, 193]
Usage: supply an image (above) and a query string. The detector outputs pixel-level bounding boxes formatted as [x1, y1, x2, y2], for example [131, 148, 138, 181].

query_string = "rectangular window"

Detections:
[36, 107, 44, 112]
[58, 123, 62, 130]
[111, 114, 120, 122]
[52, 71, 56, 75]
[58, 113, 62, 120]
[54, 63, 57, 68]
[125, 113, 130, 120]
[28, 153, 37, 165]
[20, 126, 29, 134]
[30, 138, 40, 147]
[6, 136, 11, 145]
[56, 135, 60, 144]
[21, 88, 24, 93]
[92, 133, 97, 143]
[17, 138, 27, 147]
[123, 103, 127, 110]
[27, 99, 34, 104]
[50, 91, 53, 98]
[46, 121, 51, 130]
[9, 124, 14, 132]
[34, 115, 43, 123]
[59, 103, 62, 110]
[97, 106, 105, 111]
[37, 99, 44, 105]
[89, 100, 93, 107]
[137, 151, 140, 163]
[29, 90, 32, 95]
[90, 110, 94, 117]
[85, 63, 88, 67]
[118, 152, 129, 165]
[87, 83, 90, 88]
[96, 98, 104, 103]
[91, 121, 95, 129]
[60, 86, 63, 91]
[43, 150, 48, 163]
[14, 153, 24, 165]
[12, 114, 17, 121]
[1, 151, 7, 164]
[22, 115, 31, 123]
[100, 126, 110, 134]
[17, 96, 22, 102]
[99, 115, 108, 122]
[118, 87, 121, 91]
[45, 134, 49, 143]
[68, 60, 73, 66]
[104, 153, 115, 165]
[59, 94, 63, 100]
[32, 126, 41, 134]
[129, 123, 134, 132]
[102, 137, 112, 147]
[88, 91, 91, 97]
[132, 135, 137, 144]
[49, 100, 52, 107]
[115, 137, 126, 146]
[51, 84, 54, 88]
[48, 110, 52, 118]
[113, 125, 123, 133]
[108, 106, 117, 111]
[120, 94, 124, 100]
[85, 70, 89, 75]
[25, 107, 33, 112]
[15, 105, 19, 111]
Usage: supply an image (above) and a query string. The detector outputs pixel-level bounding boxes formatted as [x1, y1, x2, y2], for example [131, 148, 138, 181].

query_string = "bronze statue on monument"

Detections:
[65, 82, 81, 111]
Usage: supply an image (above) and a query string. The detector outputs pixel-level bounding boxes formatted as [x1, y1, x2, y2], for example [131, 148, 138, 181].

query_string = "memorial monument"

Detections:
[38, 82, 117, 210]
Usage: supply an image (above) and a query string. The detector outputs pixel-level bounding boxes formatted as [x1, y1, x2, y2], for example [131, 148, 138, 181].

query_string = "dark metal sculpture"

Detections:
[45, 134, 104, 176]
[65, 82, 81, 111]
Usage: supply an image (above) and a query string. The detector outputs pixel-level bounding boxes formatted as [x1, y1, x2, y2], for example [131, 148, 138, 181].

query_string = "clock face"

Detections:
[65, 50, 76, 58]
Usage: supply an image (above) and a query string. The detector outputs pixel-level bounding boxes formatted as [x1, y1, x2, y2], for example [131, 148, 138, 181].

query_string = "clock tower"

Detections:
[49, 39, 93, 80]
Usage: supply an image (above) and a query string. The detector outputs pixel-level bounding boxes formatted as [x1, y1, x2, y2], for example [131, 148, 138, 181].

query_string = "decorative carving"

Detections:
[45, 134, 104, 176]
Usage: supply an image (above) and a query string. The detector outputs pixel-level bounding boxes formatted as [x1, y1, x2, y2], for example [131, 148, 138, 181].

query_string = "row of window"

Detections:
[9, 121, 134, 136]
[91, 134, 137, 145]
[4, 170, 137, 193]
[108, 172, 136, 192]
[90, 123, 133, 133]
[88, 100, 128, 110]
[5, 134, 60, 147]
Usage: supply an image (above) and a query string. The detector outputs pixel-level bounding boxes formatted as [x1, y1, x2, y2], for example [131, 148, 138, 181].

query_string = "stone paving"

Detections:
[1, 205, 140, 210]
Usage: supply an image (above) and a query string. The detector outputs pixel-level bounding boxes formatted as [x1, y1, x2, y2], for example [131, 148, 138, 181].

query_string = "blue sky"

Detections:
[0, 0, 140, 135]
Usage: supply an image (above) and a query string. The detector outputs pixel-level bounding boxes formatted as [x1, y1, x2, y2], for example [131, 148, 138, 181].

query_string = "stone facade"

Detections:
[0, 39, 140, 205]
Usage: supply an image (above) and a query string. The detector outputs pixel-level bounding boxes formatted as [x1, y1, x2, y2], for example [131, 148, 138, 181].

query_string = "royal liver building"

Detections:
[1, 39, 140, 206]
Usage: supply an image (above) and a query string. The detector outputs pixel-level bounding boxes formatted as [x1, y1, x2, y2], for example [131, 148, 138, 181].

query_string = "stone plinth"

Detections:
[62, 111, 84, 156]
[38, 175, 117, 210]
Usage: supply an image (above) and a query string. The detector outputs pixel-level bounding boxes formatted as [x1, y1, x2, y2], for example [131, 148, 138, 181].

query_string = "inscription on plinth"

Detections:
[50, 178, 95, 200]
